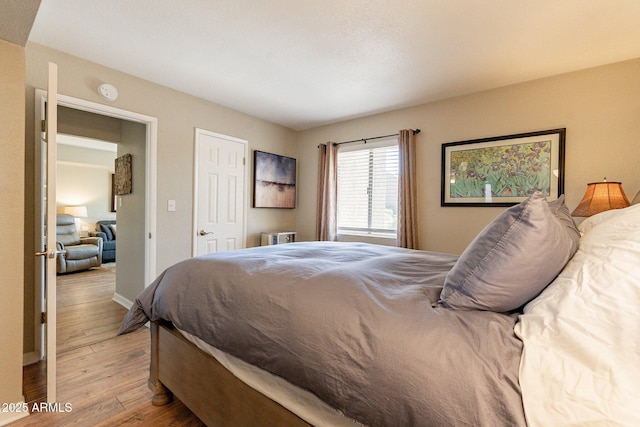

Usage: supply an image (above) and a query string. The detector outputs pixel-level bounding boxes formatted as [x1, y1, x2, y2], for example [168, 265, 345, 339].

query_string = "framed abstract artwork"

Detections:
[253, 150, 296, 208]
[441, 129, 565, 206]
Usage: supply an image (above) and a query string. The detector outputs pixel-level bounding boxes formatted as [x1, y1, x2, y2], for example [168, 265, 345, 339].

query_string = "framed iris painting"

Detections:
[441, 128, 565, 206]
[253, 150, 297, 208]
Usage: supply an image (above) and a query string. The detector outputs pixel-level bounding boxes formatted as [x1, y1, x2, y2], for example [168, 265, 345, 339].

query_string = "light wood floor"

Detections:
[11, 266, 205, 426]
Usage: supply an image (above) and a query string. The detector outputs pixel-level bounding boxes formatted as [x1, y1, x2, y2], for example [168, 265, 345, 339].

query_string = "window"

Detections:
[337, 138, 398, 236]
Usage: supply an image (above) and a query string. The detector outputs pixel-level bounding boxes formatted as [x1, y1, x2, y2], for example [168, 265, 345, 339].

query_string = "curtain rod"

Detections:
[334, 128, 420, 146]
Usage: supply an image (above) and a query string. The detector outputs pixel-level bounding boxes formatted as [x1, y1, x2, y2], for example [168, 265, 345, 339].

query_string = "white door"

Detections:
[35, 62, 59, 403]
[193, 129, 247, 256]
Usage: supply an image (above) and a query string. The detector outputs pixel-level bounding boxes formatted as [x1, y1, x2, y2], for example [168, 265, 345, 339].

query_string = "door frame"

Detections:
[192, 128, 248, 256]
[33, 89, 158, 358]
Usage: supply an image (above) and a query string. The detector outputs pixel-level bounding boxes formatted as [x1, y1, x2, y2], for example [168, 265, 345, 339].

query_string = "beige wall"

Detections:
[23, 42, 299, 354]
[58, 105, 122, 142]
[57, 144, 117, 231]
[0, 40, 27, 424]
[296, 58, 640, 254]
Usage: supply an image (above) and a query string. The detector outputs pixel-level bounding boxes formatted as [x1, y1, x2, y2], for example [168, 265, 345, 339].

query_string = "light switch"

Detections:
[168, 200, 176, 212]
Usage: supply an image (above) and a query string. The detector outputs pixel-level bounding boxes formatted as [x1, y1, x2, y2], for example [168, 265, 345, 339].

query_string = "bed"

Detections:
[119, 192, 640, 426]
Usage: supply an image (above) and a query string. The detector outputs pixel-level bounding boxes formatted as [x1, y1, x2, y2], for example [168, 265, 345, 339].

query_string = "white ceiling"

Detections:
[28, 0, 640, 131]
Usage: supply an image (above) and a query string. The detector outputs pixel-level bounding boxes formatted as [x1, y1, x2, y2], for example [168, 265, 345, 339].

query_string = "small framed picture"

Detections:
[114, 153, 132, 195]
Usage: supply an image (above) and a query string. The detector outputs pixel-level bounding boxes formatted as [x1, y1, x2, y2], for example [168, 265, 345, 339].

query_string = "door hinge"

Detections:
[41, 120, 46, 133]
[243, 157, 246, 166]
[41, 312, 46, 324]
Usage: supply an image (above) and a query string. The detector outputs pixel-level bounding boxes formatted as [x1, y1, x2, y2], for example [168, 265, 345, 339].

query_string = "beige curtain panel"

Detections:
[397, 129, 418, 249]
[316, 142, 338, 241]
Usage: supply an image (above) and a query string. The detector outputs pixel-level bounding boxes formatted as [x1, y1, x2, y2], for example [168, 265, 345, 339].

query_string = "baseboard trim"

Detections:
[23, 351, 40, 366]
[112, 292, 134, 310]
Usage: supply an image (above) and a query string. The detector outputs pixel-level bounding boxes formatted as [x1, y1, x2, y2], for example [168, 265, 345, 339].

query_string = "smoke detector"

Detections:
[98, 83, 118, 101]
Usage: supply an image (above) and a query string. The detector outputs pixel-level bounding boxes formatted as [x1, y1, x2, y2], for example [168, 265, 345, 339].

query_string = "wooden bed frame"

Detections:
[148, 320, 312, 426]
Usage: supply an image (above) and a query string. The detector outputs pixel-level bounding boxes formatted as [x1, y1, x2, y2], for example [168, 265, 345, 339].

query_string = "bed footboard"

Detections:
[149, 320, 311, 426]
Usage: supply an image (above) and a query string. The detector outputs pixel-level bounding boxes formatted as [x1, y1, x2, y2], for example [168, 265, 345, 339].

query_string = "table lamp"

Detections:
[571, 179, 630, 217]
[63, 205, 88, 233]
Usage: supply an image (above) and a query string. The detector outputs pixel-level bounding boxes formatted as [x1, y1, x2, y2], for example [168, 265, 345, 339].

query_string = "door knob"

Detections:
[198, 230, 213, 236]
[35, 249, 65, 258]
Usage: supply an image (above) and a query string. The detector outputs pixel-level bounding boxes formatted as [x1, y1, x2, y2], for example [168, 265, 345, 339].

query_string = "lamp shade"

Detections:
[571, 181, 630, 217]
[63, 205, 88, 218]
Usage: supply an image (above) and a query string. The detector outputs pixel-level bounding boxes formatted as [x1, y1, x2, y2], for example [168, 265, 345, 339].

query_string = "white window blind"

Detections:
[337, 139, 399, 235]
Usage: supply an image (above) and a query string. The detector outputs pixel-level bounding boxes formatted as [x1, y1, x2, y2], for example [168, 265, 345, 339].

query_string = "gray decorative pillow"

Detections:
[100, 224, 114, 241]
[439, 192, 580, 312]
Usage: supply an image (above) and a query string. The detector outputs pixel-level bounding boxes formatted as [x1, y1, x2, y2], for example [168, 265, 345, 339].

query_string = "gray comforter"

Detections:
[119, 241, 525, 426]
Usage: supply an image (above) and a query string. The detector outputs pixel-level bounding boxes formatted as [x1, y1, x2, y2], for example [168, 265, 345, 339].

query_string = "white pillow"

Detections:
[515, 203, 640, 426]
[578, 203, 640, 234]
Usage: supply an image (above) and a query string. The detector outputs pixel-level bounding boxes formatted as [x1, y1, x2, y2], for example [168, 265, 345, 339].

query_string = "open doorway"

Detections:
[30, 90, 157, 403]
[49, 105, 149, 309]
[55, 134, 119, 350]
